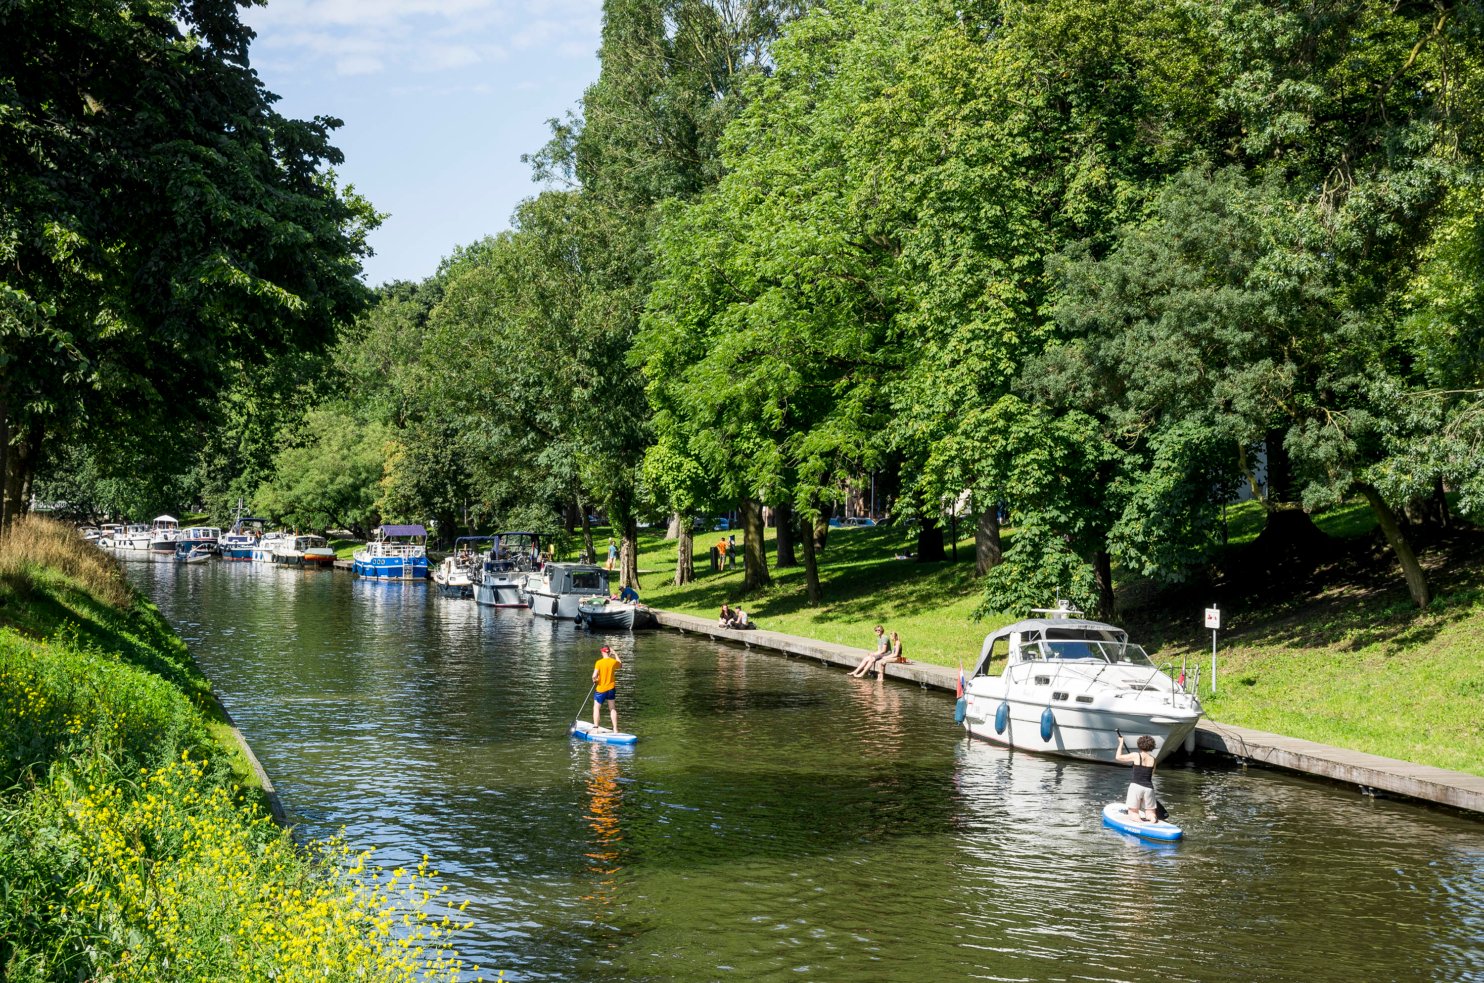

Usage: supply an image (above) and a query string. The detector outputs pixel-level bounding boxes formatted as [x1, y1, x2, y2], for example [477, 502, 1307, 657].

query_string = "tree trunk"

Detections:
[620, 514, 639, 588]
[0, 403, 10, 527]
[975, 507, 1002, 576]
[666, 512, 682, 541]
[1093, 549, 1115, 621]
[775, 501, 797, 567]
[1356, 483, 1430, 609]
[565, 498, 580, 533]
[813, 514, 829, 554]
[741, 495, 770, 591]
[578, 504, 595, 563]
[675, 521, 694, 586]
[2, 425, 36, 526]
[915, 515, 945, 562]
[799, 503, 823, 605]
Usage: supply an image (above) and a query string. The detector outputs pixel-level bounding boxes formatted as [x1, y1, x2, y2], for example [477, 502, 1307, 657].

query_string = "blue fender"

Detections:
[953, 697, 967, 724]
[1040, 707, 1055, 742]
[994, 702, 1010, 735]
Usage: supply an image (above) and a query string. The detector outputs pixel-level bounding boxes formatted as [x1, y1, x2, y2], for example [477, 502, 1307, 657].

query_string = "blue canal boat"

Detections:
[353, 524, 429, 581]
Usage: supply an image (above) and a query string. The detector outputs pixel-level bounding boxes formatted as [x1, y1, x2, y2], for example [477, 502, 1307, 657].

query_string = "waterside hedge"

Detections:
[0, 517, 485, 982]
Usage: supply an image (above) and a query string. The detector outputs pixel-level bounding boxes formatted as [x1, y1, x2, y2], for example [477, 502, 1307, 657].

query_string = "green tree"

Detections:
[2, 0, 377, 524]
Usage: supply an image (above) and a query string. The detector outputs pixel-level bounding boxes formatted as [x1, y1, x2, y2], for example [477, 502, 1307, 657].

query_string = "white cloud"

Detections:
[245, 0, 599, 79]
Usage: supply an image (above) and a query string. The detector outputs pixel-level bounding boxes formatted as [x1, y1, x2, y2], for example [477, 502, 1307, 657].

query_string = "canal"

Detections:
[127, 558, 1484, 982]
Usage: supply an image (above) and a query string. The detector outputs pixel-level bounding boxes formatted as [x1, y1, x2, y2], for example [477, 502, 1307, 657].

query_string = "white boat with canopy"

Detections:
[961, 602, 1203, 763]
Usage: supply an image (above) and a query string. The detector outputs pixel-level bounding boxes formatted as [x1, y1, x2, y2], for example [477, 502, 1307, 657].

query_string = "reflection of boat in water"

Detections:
[962, 601, 1202, 763]
[526, 562, 608, 620]
[474, 531, 541, 608]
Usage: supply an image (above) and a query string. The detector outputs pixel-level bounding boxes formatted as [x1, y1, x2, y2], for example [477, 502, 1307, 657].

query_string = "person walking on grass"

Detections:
[850, 625, 891, 677]
[592, 645, 622, 732]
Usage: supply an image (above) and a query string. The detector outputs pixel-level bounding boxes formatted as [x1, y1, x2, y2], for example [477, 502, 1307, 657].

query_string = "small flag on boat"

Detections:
[953, 661, 968, 724]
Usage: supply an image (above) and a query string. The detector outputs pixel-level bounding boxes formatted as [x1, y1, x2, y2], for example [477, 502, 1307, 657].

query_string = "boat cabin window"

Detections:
[1034, 637, 1155, 667]
[570, 570, 605, 590]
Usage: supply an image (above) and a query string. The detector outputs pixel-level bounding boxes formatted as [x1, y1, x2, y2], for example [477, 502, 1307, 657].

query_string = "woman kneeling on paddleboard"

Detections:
[1115, 734, 1159, 822]
[592, 646, 622, 732]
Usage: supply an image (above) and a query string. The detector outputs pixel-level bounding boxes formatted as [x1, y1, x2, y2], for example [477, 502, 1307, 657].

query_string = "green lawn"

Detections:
[633, 523, 1002, 668]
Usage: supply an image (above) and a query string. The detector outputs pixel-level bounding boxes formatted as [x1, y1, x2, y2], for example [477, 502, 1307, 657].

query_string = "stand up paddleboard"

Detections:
[1102, 802, 1183, 841]
[571, 720, 638, 745]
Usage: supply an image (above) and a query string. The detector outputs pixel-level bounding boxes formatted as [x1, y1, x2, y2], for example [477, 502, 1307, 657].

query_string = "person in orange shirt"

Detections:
[592, 645, 623, 732]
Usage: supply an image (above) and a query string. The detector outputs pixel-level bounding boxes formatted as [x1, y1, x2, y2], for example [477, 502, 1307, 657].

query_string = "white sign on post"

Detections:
[1204, 605, 1220, 693]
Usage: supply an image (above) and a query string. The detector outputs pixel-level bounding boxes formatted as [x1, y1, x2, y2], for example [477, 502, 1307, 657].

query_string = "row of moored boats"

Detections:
[86, 516, 335, 566]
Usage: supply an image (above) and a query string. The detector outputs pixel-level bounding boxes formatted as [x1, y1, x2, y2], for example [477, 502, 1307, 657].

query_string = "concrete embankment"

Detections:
[652, 609, 1484, 817]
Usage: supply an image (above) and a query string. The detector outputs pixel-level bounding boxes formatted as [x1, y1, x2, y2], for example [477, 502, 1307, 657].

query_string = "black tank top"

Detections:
[1131, 758, 1155, 789]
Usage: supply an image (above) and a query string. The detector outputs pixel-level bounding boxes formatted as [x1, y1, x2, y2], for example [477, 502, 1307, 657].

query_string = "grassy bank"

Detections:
[0, 518, 481, 982]
[625, 511, 1484, 777]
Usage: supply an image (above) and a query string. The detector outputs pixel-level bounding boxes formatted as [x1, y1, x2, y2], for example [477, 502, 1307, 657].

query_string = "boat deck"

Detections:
[652, 609, 1484, 816]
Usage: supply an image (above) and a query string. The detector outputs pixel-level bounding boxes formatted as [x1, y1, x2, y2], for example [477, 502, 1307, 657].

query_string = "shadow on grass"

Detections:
[645, 526, 982, 624]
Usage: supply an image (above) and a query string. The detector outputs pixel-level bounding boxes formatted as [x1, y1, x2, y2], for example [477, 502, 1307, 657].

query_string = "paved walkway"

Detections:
[652, 609, 1484, 816]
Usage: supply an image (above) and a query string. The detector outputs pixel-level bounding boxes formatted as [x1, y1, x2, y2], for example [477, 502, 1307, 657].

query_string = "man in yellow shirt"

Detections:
[592, 645, 622, 732]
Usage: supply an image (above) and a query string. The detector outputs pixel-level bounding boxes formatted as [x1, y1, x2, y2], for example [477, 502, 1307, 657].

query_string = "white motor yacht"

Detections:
[115, 523, 154, 552]
[961, 602, 1203, 763]
[148, 515, 181, 553]
[525, 562, 609, 621]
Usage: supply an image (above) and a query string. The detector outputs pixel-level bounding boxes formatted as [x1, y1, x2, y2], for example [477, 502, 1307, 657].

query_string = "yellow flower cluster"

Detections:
[62, 752, 487, 981]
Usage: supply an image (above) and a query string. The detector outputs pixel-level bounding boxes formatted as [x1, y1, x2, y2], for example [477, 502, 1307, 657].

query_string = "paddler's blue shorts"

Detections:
[594, 689, 617, 704]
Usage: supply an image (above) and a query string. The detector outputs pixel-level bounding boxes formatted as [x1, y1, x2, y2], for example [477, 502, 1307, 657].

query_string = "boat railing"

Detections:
[361, 540, 426, 559]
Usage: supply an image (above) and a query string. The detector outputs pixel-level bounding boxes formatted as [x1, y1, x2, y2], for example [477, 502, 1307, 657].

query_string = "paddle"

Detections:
[571, 682, 596, 732]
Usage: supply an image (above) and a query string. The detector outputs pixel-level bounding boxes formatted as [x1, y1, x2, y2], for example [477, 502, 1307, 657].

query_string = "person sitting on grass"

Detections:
[850, 625, 891, 677]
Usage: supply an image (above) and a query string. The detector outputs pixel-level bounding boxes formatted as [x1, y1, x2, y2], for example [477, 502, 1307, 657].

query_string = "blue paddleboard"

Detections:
[1102, 802, 1183, 841]
[571, 720, 638, 745]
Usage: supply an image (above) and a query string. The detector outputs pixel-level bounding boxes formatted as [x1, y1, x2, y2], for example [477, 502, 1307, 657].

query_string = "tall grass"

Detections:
[0, 515, 132, 609]
[0, 516, 487, 981]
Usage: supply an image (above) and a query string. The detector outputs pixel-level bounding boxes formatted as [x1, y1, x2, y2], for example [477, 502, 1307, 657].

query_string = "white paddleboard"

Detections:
[1102, 802, 1183, 841]
[571, 720, 638, 745]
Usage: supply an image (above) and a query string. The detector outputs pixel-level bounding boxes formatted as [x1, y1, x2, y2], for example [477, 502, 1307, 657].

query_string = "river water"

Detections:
[126, 557, 1484, 982]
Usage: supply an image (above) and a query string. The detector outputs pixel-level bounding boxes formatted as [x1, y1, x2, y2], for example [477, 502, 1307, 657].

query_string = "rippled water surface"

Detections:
[128, 557, 1484, 982]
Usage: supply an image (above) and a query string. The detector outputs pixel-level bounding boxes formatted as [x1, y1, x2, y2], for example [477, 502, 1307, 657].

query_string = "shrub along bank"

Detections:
[630, 511, 1484, 778]
[0, 517, 482, 982]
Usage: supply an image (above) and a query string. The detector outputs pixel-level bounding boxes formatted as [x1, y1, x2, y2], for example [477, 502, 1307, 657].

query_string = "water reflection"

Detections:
[125, 555, 1484, 983]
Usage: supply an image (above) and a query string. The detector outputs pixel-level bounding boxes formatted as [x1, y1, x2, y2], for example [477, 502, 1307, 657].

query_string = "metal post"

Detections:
[1211, 627, 1218, 694]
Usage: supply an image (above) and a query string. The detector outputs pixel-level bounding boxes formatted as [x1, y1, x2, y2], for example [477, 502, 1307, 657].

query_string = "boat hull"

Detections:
[475, 575, 528, 608]
[527, 589, 604, 620]
[962, 689, 1200, 764]
[353, 554, 428, 581]
[579, 605, 636, 631]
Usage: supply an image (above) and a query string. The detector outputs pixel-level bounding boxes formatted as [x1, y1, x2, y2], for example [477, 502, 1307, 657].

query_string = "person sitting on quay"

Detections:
[719, 603, 738, 628]
[850, 625, 891, 677]
[870, 630, 907, 679]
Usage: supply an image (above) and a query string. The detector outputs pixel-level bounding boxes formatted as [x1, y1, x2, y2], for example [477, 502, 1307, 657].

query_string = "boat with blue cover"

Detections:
[353, 524, 429, 581]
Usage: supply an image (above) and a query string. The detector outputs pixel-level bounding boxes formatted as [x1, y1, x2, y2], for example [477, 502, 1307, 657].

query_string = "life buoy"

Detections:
[995, 702, 1010, 735]
[1040, 707, 1055, 743]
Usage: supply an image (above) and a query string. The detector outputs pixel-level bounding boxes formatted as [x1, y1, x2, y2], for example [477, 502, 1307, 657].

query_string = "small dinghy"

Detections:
[571, 720, 638, 745]
[1102, 802, 1183, 841]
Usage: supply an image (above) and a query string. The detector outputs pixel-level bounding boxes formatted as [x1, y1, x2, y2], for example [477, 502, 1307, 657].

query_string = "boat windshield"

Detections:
[1035, 638, 1155, 666]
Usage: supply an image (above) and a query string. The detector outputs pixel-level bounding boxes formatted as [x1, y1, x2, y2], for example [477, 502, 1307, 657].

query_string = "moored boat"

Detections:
[961, 602, 1203, 764]
[179, 525, 222, 554]
[353, 525, 429, 581]
[219, 513, 268, 561]
[526, 562, 608, 620]
[114, 523, 154, 552]
[274, 534, 334, 568]
[577, 596, 636, 630]
[474, 531, 542, 607]
[148, 515, 181, 554]
[251, 531, 289, 563]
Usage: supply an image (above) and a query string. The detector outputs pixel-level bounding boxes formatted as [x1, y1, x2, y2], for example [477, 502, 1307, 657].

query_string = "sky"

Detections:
[241, 0, 604, 287]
